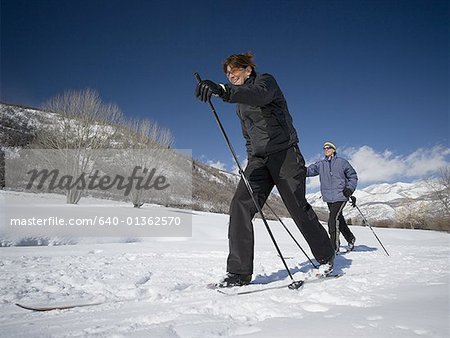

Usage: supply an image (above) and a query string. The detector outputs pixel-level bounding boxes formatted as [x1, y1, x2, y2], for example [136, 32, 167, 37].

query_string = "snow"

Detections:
[0, 191, 449, 337]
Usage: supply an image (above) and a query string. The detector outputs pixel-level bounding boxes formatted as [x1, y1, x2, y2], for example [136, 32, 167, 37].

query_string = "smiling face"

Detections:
[226, 65, 252, 85]
[323, 146, 336, 157]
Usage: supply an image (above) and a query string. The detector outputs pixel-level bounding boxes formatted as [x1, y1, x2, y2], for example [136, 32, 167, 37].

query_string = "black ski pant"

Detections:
[226, 146, 334, 275]
[327, 201, 355, 252]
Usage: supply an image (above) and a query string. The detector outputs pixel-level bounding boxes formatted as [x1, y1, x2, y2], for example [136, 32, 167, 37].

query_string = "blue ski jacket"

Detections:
[307, 155, 358, 203]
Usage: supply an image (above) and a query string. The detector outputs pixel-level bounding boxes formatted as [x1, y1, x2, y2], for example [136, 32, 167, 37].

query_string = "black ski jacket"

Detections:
[224, 73, 299, 158]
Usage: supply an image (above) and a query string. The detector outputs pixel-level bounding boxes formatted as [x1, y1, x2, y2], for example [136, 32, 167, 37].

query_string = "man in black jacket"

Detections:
[195, 52, 334, 287]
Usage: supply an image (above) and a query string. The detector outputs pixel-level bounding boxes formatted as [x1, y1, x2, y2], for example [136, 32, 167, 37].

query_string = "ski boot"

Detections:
[317, 254, 335, 277]
[217, 273, 252, 288]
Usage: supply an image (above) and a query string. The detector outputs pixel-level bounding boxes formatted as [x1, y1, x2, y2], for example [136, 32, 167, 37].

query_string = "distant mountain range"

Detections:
[306, 181, 437, 222]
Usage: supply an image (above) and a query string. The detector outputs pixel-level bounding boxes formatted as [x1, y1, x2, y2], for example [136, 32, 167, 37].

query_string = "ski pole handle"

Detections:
[194, 72, 202, 83]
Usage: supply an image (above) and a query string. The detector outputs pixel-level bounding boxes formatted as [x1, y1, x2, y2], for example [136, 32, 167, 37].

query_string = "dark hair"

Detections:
[223, 52, 256, 75]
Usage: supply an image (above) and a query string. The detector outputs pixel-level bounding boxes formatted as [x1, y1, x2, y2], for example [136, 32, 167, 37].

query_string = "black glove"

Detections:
[195, 80, 225, 102]
[350, 196, 357, 208]
[343, 187, 353, 198]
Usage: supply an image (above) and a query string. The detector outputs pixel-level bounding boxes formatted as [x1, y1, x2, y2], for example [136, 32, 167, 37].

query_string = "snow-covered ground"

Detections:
[0, 192, 449, 337]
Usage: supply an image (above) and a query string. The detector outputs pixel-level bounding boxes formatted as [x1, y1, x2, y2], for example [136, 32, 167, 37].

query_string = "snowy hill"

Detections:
[0, 102, 57, 145]
[0, 190, 448, 337]
[306, 180, 437, 222]
[0, 102, 290, 217]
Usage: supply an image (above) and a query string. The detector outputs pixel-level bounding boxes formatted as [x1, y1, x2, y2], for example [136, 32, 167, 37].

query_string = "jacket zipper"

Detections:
[328, 157, 333, 176]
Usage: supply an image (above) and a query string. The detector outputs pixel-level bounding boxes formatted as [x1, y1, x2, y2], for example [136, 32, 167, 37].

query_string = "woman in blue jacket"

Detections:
[307, 142, 358, 253]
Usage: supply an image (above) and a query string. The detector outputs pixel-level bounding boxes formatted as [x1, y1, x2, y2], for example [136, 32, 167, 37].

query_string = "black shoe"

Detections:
[348, 237, 356, 251]
[217, 273, 252, 288]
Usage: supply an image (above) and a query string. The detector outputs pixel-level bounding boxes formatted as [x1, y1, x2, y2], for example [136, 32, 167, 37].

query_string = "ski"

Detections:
[215, 273, 344, 296]
[216, 282, 298, 295]
[309, 272, 344, 282]
[337, 246, 355, 255]
[16, 301, 104, 312]
[277, 254, 295, 259]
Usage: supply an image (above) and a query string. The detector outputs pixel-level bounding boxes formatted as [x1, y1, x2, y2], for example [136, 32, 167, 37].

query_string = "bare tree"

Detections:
[426, 166, 450, 216]
[117, 118, 175, 208]
[395, 198, 429, 229]
[121, 117, 174, 150]
[33, 89, 123, 204]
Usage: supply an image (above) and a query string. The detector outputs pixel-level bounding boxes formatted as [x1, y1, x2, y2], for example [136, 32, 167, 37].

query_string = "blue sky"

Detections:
[1, 0, 448, 189]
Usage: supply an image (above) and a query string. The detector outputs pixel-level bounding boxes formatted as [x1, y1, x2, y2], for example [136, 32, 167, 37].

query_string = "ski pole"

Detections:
[194, 72, 303, 289]
[350, 196, 390, 256]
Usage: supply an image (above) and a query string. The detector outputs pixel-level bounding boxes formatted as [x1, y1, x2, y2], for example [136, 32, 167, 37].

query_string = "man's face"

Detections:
[323, 146, 335, 156]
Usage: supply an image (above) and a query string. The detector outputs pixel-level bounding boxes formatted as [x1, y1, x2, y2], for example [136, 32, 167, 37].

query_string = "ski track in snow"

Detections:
[0, 195, 449, 337]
